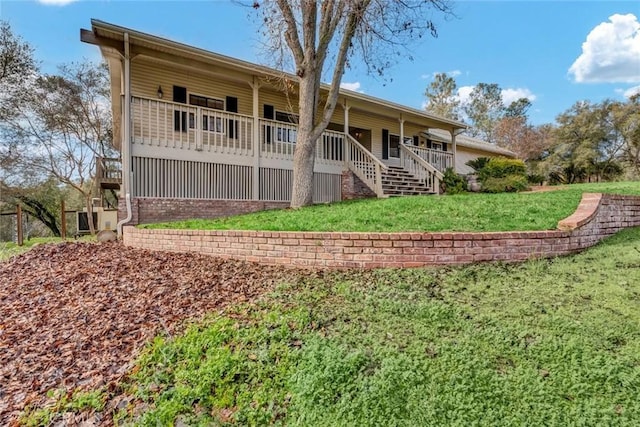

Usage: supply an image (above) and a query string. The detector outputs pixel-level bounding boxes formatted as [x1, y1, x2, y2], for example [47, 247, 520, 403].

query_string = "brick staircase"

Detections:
[381, 166, 436, 196]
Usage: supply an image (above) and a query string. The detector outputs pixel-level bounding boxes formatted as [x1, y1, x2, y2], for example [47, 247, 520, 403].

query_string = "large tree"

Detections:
[253, 0, 454, 207]
[424, 72, 460, 120]
[0, 21, 38, 176]
[462, 82, 503, 142]
[4, 61, 114, 234]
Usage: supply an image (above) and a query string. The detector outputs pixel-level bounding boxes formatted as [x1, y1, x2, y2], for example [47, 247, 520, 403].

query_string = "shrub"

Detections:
[442, 168, 467, 194]
[482, 175, 529, 193]
[478, 157, 527, 181]
[527, 174, 545, 185]
[474, 157, 529, 193]
[465, 157, 491, 173]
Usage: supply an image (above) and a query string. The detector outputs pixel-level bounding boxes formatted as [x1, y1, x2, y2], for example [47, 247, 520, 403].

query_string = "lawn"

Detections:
[36, 226, 639, 426]
[0, 237, 64, 262]
[142, 182, 640, 232]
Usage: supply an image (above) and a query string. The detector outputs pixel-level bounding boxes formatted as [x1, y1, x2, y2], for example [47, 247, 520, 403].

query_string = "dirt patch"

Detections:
[523, 185, 568, 193]
[0, 242, 300, 425]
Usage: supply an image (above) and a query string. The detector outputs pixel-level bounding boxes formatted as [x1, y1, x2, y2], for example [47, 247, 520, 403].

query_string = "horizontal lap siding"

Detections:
[456, 147, 495, 175]
[349, 111, 402, 160]
[130, 57, 253, 116]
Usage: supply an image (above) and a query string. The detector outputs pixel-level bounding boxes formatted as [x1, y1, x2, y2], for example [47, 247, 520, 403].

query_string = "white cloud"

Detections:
[623, 85, 640, 98]
[37, 0, 77, 5]
[569, 13, 640, 83]
[454, 85, 536, 107]
[456, 85, 475, 104]
[422, 70, 462, 79]
[501, 88, 537, 105]
[340, 81, 364, 93]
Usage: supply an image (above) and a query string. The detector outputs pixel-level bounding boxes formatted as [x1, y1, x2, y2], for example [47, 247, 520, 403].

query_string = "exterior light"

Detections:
[157, 86, 163, 99]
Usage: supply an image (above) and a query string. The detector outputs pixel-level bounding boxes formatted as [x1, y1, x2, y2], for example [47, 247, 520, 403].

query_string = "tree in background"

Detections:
[0, 178, 64, 237]
[611, 95, 640, 176]
[424, 72, 460, 120]
[540, 100, 631, 184]
[462, 83, 504, 142]
[3, 60, 114, 235]
[0, 21, 38, 181]
[252, 0, 454, 207]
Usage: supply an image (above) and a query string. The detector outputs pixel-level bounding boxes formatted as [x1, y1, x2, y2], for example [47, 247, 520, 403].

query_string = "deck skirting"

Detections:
[123, 193, 640, 268]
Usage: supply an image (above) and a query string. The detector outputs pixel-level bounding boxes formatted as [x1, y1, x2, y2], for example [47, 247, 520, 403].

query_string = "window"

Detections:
[189, 94, 224, 110]
[432, 142, 443, 151]
[202, 115, 225, 133]
[275, 110, 298, 143]
[389, 134, 400, 158]
[188, 94, 225, 133]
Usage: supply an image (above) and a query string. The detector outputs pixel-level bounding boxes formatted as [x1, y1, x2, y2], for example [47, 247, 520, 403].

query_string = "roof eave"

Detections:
[89, 19, 467, 130]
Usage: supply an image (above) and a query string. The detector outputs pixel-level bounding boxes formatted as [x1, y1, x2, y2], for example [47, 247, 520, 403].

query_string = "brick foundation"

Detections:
[341, 170, 376, 200]
[118, 197, 289, 225]
[123, 193, 640, 269]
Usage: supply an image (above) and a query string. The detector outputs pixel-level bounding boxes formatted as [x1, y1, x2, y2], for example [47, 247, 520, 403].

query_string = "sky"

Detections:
[1, 0, 639, 126]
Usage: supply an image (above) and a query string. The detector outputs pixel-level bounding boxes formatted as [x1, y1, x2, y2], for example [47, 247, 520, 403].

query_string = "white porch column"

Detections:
[399, 116, 405, 163]
[449, 129, 459, 172]
[251, 77, 261, 200]
[343, 99, 350, 167]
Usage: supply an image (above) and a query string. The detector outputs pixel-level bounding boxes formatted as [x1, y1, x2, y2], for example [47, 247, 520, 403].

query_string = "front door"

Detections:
[387, 134, 401, 167]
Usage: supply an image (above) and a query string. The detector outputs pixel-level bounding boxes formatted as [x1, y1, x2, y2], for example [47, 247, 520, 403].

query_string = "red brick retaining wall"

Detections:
[123, 193, 640, 268]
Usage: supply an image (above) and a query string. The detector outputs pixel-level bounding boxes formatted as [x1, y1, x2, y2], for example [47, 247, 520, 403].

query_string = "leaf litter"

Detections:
[0, 241, 300, 425]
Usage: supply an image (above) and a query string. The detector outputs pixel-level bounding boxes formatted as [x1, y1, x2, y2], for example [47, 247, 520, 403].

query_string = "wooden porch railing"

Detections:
[400, 143, 443, 194]
[259, 118, 344, 165]
[402, 144, 453, 172]
[96, 157, 122, 181]
[344, 134, 387, 197]
[131, 96, 254, 156]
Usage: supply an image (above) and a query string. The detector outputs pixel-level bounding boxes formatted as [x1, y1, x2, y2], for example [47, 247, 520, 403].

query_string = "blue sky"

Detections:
[1, 0, 639, 125]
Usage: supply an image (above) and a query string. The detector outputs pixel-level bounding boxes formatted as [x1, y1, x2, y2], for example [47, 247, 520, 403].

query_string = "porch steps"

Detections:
[381, 166, 436, 196]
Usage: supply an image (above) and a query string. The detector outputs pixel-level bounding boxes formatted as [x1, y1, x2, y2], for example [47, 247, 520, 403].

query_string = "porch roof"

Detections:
[427, 129, 516, 157]
[82, 19, 468, 133]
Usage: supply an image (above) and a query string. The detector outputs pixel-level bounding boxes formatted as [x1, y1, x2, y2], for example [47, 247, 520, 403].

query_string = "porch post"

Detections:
[343, 99, 350, 166]
[399, 116, 405, 164]
[449, 129, 458, 172]
[251, 77, 261, 201]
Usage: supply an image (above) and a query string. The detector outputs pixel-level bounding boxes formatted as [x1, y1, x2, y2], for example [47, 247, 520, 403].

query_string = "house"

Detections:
[81, 20, 514, 229]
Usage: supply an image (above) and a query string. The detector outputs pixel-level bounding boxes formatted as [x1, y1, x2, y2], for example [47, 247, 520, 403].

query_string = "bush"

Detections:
[482, 175, 529, 193]
[478, 157, 527, 181]
[474, 157, 529, 193]
[465, 157, 491, 173]
[442, 168, 467, 195]
[527, 174, 545, 185]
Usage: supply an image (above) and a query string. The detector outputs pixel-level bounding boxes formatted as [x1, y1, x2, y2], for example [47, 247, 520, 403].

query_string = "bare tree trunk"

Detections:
[290, 72, 319, 208]
[85, 194, 96, 235]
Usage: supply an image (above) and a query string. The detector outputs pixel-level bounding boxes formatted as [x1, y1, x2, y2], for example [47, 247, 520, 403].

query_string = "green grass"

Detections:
[108, 227, 640, 426]
[0, 237, 65, 262]
[142, 182, 640, 232]
[20, 389, 105, 427]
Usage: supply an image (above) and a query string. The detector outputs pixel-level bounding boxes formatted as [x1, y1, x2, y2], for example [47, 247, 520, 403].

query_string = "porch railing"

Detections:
[259, 119, 344, 165]
[131, 96, 254, 156]
[96, 157, 122, 182]
[403, 145, 453, 172]
[400, 143, 443, 194]
[345, 134, 387, 197]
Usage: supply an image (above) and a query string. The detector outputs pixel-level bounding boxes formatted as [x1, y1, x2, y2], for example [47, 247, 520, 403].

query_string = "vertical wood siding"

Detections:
[133, 157, 253, 199]
[133, 158, 341, 203]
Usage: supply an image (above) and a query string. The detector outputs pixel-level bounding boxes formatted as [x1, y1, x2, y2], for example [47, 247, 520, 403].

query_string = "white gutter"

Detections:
[116, 32, 132, 237]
